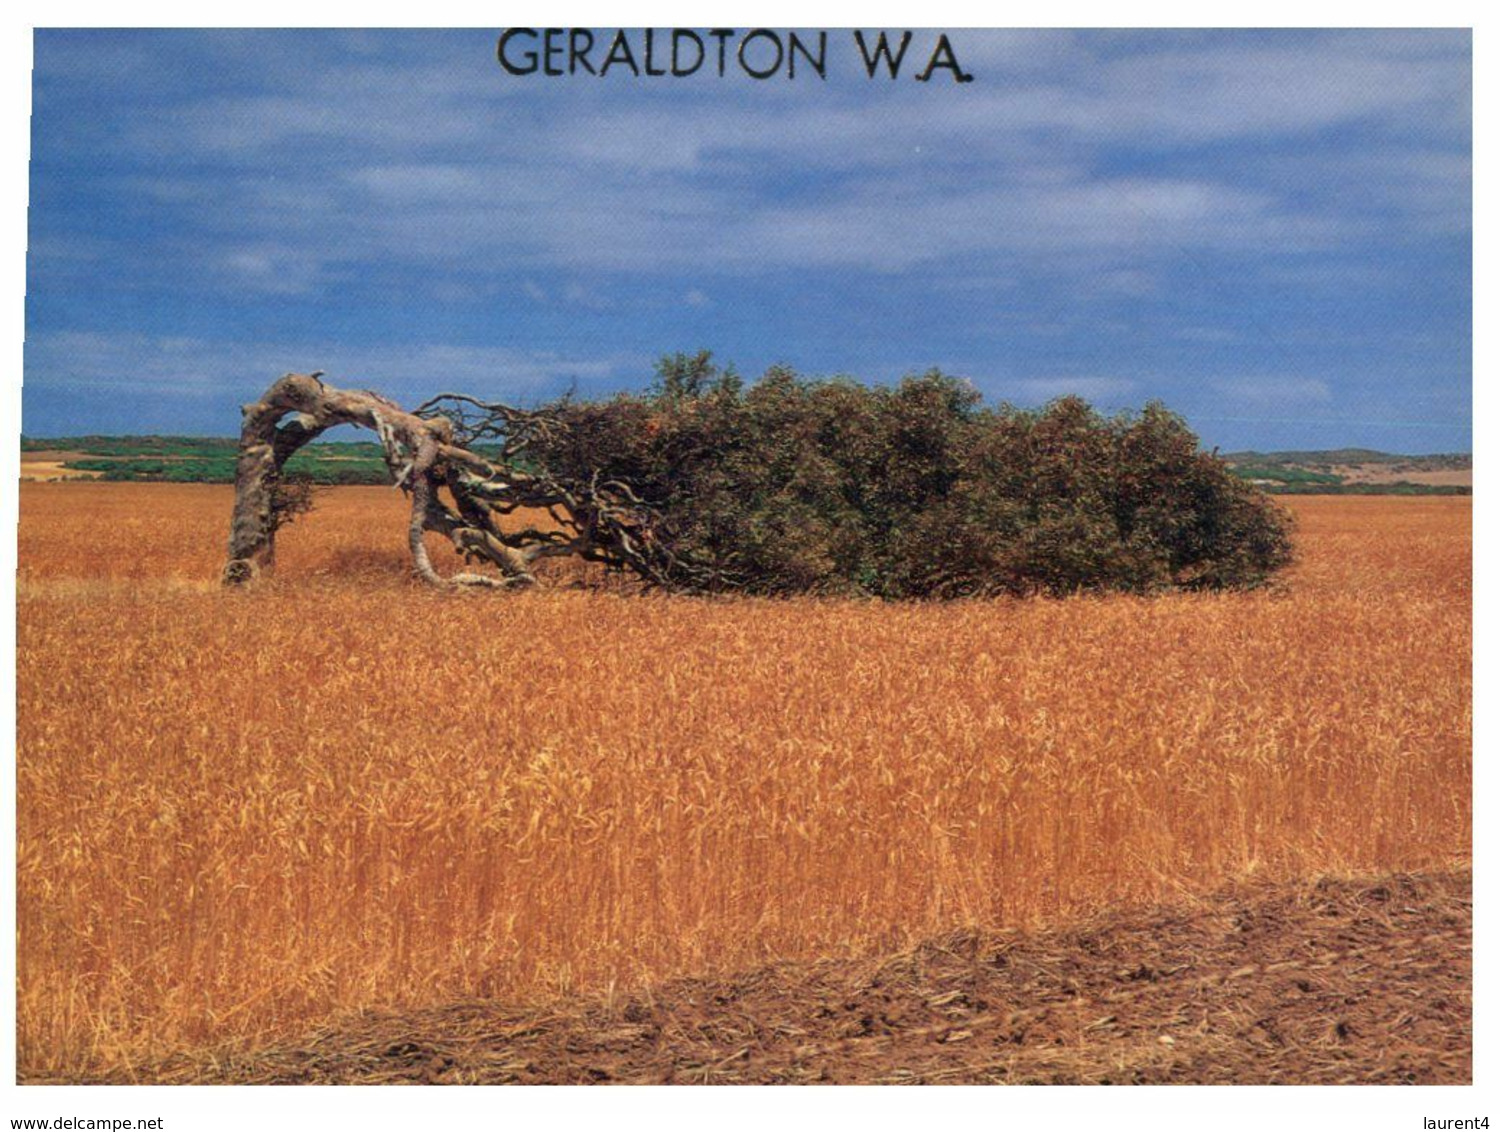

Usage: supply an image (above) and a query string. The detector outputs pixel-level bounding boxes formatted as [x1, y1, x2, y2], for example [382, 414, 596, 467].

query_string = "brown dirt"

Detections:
[1330, 463, 1472, 487]
[19, 452, 100, 481]
[62, 867, 1468, 1086]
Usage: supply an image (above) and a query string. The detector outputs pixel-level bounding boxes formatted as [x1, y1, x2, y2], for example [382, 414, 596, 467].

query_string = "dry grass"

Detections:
[101, 867, 1467, 1085]
[15, 485, 1471, 1080]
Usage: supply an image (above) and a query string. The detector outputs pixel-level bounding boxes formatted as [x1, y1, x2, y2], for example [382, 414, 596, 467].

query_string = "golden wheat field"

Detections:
[15, 483, 1471, 1081]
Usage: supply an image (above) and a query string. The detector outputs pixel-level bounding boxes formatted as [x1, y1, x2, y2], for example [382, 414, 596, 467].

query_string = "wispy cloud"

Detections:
[1007, 376, 1140, 404]
[23, 29, 1471, 450]
[32, 29, 1467, 284]
[1210, 376, 1334, 409]
[23, 331, 645, 430]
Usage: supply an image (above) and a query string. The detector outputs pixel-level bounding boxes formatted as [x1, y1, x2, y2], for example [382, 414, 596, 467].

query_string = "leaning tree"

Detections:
[224, 367, 1293, 596]
[222, 371, 694, 590]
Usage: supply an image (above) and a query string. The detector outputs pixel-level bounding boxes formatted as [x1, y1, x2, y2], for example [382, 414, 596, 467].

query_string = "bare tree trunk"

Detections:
[224, 372, 692, 591]
[222, 373, 533, 588]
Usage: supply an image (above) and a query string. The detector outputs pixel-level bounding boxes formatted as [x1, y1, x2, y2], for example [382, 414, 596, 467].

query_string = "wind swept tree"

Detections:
[224, 366, 1293, 596]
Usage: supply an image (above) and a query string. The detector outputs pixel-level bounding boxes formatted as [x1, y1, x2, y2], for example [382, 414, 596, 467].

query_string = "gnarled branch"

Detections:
[224, 373, 722, 591]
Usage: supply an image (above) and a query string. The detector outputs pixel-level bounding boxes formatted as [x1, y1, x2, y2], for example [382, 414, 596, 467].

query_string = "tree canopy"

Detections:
[225, 359, 1294, 597]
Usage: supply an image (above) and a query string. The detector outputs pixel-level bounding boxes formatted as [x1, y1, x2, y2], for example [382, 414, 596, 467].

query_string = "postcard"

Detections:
[10, 24, 1475, 1127]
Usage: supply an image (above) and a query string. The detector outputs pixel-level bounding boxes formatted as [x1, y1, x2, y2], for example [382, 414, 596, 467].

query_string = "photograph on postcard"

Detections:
[15, 28, 1471, 1085]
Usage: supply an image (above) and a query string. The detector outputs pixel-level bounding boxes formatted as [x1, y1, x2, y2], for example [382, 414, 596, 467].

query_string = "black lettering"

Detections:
[569, 28, 596, 75]
[854, 30, 911, 78]
[788, 31, 827, 80]
[738, 29, 784, 80]
[914, 34, 974, 83]
[496, 28, 539, 75]
[543, 28, 566, 76]
[709, 29, 734, 77]
[644, 28, 667, 76]
[672, 30, 705, 76]
[600, 29, 640, 77]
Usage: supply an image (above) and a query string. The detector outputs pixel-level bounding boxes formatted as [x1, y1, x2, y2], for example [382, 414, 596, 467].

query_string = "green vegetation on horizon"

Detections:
[1221, 449, 1470, 495]
[61, 454, 391, 486]
[20, 435, 514, 485]
[1229, 464, 1345, 486]
[21, 434, 240, 456]
[1253, 480, 1471, 497]
[1222, 448, 1471, 468]
[23, 435, 1471, 494]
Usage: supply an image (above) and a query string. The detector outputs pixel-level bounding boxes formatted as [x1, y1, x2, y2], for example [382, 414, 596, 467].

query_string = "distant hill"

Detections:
[1222, 449, 1470, 469]
[23, 433, 238, 455]
[1222, 450, 1470, 495]
[19, 435, 391, 485]
[19, 436, 1473, 494]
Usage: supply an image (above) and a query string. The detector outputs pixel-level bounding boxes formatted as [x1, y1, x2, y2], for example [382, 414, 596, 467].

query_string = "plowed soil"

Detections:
[81, 868, 1469, 1086]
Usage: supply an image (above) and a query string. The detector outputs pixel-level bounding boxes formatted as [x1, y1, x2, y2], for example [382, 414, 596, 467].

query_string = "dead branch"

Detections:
[223, 373, 712, 591]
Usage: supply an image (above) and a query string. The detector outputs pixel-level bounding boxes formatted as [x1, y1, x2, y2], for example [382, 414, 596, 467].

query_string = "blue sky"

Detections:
[23, 28, 1471, 451]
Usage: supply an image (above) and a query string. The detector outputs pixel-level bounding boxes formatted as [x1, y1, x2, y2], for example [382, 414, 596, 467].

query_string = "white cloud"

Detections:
[23, 331, 643, 408]
[1173, 326, 1241, 344]
[218, 247, 330, 295]
[1211, 376, 1334, 409]
[33, 29, 1465, 292]
[20, 30, 1469, 449]
[1007, 376, 1139, 403]
[562, 282, 611, 310]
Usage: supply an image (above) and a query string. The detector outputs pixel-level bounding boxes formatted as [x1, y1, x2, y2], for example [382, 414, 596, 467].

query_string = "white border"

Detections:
[1, 8, 1485, 1131]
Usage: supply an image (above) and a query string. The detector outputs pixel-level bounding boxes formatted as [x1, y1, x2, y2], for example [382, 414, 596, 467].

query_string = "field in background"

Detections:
[16, 485, 1471, 1080]
[21, 437, 1473, 493]
[1222, 449, 1471, 494]
[19, 436, 391, 484]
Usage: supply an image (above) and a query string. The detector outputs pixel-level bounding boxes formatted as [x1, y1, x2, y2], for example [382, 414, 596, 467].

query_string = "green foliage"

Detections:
[650, 349, 743, 402]
[59, 450, 391, 485]
[1266, 481, 1470, 497]
[529, 358, 1295, 597]
[1223, 447, 1470, 469]
[1231, 464, 1344, 485]
[279, 453, 389, 485]
[23, 435, 239, 457]
[267, 472, 317, 532]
